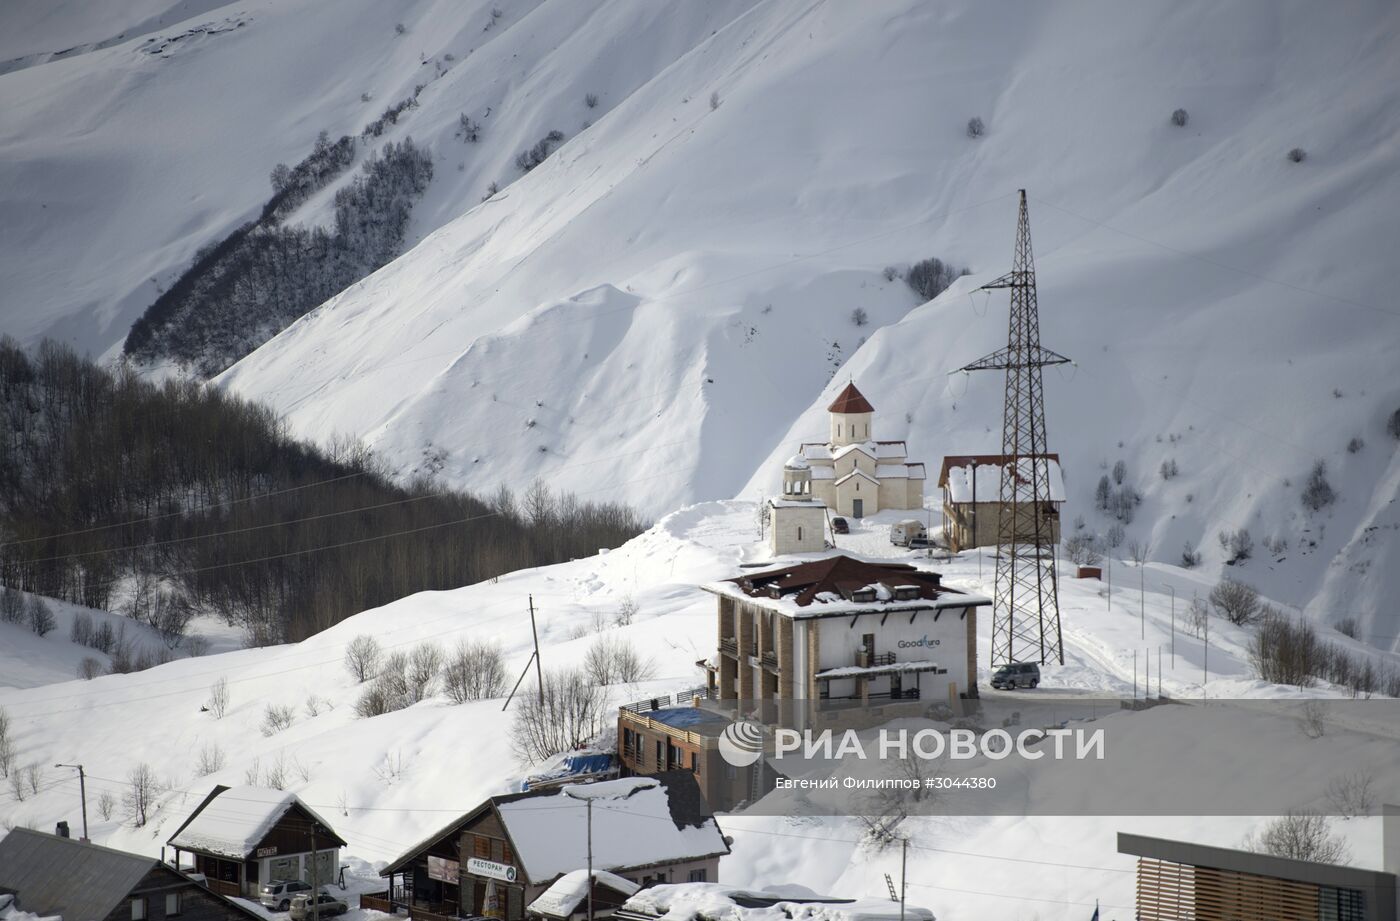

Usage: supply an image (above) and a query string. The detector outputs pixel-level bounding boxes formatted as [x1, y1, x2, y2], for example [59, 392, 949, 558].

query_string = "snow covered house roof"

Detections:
[616, 883, 934, 921]
[529, 869, 641, 919]
[873, 441, 908, 459]
[382, 772, 729, 887]
[800, 443, 832, 461]
[938, 454, 1065, 503]
[832, 442, 878, 461]
[0, 828, 261, 921]
[703, 555, 988, 617]
[827, 382, 875, 414]
[167, 785, 346, 860]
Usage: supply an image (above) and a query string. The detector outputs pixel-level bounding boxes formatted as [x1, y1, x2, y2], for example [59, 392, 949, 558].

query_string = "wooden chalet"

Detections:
[0, 827, 261, 921]
[166, 785, 345, 898]
[366, 772, 729, 921]
[938, 453, 1065, 552]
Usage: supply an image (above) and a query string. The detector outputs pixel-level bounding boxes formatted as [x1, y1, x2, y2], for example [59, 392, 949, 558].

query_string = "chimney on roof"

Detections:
[56, 821, 69, 838]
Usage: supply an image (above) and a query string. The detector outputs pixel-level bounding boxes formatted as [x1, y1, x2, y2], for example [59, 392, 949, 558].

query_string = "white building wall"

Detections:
[813, 606, 972, 703]
[769, 503, 826, 555]
[830, 411, 873, 446]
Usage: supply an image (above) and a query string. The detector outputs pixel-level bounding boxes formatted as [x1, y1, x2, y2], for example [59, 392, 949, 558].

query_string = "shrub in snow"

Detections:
[1218, 527, 1253, 564]
[97, 790, 115, 820]
[1249, 608, 1322, 687]
[77, 657, 103, 680]
[966, 116, 985, 138]
[260, 702, 296, 736]
[0, 708, 13, 778]
[344, 634, 383, 683]
[882, 265, 900, 282]
[710, 91, 721, 111]
[26, 597, 54, 637]
[207, 676, 229, 719]
[91, 620, 115, 653]
[1094, 475, 1112, 511]
[614, 595, 638, 627]
[405, 643, 444, 702]
[585, 92, 599, 109]
[1180, 543, 1201, 568]
[1326, 770, 1374, 819]
[1184, 596, 1209, 638]
[850, 307, 869, 327]
[1346, 436, 1364, 454]
[456, 114, 481, 142]
[1064, 533, 1102, 566]
[516, 131, 567, 172]
[1333, 616, 1359, 639]
[1105, 523, 1125, 549]
[1388, 407, 1400, 440]
[1287, 147, 1307, 163]
[1301, 459, 1336, 511]
[1159, 458, 1179, 480]
[1244, 813, 1348, 864]
[1210, 577, 1260, 625]
[584, 634, 656, 686]
[509, 667, 609, 762]
[905, 257, 970, 302]
[195, 743, 226, 776]
[395, 22, 406, 35]
[1171, 108, 1189, 127]
[1112, 459, 1127, 484]
[443, 640, 507, 703]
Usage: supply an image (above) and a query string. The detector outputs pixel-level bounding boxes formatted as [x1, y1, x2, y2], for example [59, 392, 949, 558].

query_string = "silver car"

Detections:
[259, 880, 313, 911]
[289, 892, 348, 919]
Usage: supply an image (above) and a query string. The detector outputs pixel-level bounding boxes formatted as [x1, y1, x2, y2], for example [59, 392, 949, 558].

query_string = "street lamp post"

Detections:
[563, 788, 597, 921]
[53, 763, 88, 842]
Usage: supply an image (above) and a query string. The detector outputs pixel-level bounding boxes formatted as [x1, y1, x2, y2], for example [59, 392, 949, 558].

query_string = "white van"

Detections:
[890, 519, 927, 547]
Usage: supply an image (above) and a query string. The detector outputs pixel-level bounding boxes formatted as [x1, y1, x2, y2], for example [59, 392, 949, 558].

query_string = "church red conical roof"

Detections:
[827, 381, 874, 413]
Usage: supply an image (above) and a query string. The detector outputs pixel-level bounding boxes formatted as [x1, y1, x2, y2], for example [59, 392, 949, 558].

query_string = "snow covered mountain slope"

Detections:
[0, 0, 756, 355]
[213, 0, 1400, 629]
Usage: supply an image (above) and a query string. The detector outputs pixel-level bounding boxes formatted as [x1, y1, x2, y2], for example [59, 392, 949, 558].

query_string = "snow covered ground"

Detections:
[2, 503, 1395, 918]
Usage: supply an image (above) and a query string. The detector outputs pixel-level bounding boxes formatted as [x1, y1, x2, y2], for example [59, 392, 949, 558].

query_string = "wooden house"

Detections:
[527, 869, 640, 921]
[367, 772, 729, 921]
[0, 827, 261, 921]
[166, 785, 345, 898]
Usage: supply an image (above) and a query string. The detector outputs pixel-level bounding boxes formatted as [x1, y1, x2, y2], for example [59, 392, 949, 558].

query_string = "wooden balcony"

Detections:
[207, 879, 240, 898]
[359, 892, 393, 912]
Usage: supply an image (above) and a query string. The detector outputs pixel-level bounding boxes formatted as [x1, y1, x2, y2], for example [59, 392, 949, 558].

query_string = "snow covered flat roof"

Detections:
[815, 659, 945, 680]
[703, 578, 987, 619]
[619, 883, 934, 921]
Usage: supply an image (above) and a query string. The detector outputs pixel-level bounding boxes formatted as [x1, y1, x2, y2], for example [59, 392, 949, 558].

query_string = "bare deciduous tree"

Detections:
[1326, 770, 1374, 819]
[584, 635, 656, 686]
[1210, 578, 1261, 625]
[123, 763, 159, 827]
[0, 707, 14, 777]
[208, 677, 230, 719]
[443, 640, 508, 703]
[260, 703, 296, 736]
[509, 668, 609, 762]
[344, 634, 383, 683]
[1244, 812, 1349, 864]
[97, 789, 115, 821]
[195, 743, 226, 776]
[406, 642, 444, 703]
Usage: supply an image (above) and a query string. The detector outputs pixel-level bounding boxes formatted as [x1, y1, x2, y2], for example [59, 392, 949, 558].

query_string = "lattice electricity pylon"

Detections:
[959, 190, 1071, 667]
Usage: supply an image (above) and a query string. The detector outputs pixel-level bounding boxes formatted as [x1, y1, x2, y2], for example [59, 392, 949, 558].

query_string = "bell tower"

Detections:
[827, 381, 875, 447]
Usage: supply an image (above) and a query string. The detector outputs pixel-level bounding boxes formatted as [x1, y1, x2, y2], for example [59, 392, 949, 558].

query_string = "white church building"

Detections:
[767, 382, 926, 555]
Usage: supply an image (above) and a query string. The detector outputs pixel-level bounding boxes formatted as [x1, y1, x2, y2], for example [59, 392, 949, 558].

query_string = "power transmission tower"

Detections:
[959, 190, 1070, 666]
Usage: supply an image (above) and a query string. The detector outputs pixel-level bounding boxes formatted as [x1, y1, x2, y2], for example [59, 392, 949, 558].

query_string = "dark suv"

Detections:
[991, 662, 1040, 690]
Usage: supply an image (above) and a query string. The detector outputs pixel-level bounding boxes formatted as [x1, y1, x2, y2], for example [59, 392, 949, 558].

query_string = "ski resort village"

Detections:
[3, 2, 1400, 921]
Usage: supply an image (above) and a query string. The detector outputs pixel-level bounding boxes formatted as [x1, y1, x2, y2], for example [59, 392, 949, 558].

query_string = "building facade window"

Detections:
[130, 898, 147, 921]
[1320, 886, 1365, 921]
[689, 869, 708, 882]
[165, 893, 182, 916]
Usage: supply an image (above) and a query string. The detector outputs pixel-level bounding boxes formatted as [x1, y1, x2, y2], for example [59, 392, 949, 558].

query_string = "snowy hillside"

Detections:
[207, 1, 1400, 629]
[1, 504, 1396, 918]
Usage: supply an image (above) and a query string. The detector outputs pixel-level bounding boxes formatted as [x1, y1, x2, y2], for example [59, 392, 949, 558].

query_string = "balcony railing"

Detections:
[856, 650, 896, 668]
[719, 637, 737, 656]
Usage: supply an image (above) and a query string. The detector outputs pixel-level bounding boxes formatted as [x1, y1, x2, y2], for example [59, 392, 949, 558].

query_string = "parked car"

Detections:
[289, 892, 348, 919]
[260, 880, 314, 911]
[991, 662, 1040, 690]
[890, 519, 926, 547]
[831, 517, 849, 534]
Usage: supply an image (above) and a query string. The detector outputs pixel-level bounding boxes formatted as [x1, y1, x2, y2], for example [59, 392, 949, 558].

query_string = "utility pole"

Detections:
[899, 837, 908, 921]
[958, 190, 1072, 667]
[1139, 561, 1145, 640]
[1168, 585, 1175, 667]
[311, 824, 320, 921]
[564, 788, 597, 921]
[529, 595, 544, 703]
[53, 763, 88, 842]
